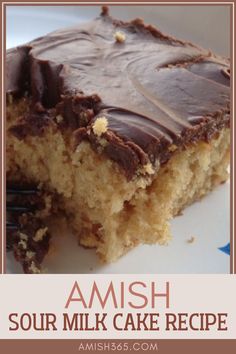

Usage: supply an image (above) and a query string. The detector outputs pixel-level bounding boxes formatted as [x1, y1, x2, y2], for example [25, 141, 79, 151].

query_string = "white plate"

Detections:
[6, 6, 230, 274]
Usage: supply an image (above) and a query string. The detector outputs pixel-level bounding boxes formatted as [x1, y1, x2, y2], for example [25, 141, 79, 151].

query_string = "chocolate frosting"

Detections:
[7, 7, 230, 179]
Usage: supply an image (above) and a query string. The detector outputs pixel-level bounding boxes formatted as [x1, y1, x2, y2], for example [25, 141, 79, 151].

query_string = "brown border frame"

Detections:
[0, 2, 235, 353]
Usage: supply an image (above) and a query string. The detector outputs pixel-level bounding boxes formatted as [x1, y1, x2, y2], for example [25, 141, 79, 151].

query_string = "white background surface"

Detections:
[6, 5, 230, 274]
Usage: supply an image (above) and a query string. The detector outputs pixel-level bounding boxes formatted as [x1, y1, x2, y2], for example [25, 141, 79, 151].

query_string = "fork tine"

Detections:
[7, 188, 38, 195]
[6, 204, 32, 212]
[6, 221, 19, 230]
[6, 185, 38, 232]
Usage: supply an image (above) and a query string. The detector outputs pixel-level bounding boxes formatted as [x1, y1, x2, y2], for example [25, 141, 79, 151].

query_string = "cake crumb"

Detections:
[28, 261, 41, 274]
[56, 114, 64, 123]
[100, 138, 108, 147]
[114, 31, 126, 43]
[187, 236, 196, 244]
[18, 240, 27, 250]
[26, 251, 36, 260]
[136, 177, 147, 189]
[37, 182, 43, 190]
[33, 227, 48, 242]
[92, 117, 108, 137]
[19, 232, 28, 241]
[168, 144, 178, 152]
[144, 163, 155, 175]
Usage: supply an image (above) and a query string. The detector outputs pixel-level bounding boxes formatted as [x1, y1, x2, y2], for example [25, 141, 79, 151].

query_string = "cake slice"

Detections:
[6, 7, 230, 265]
